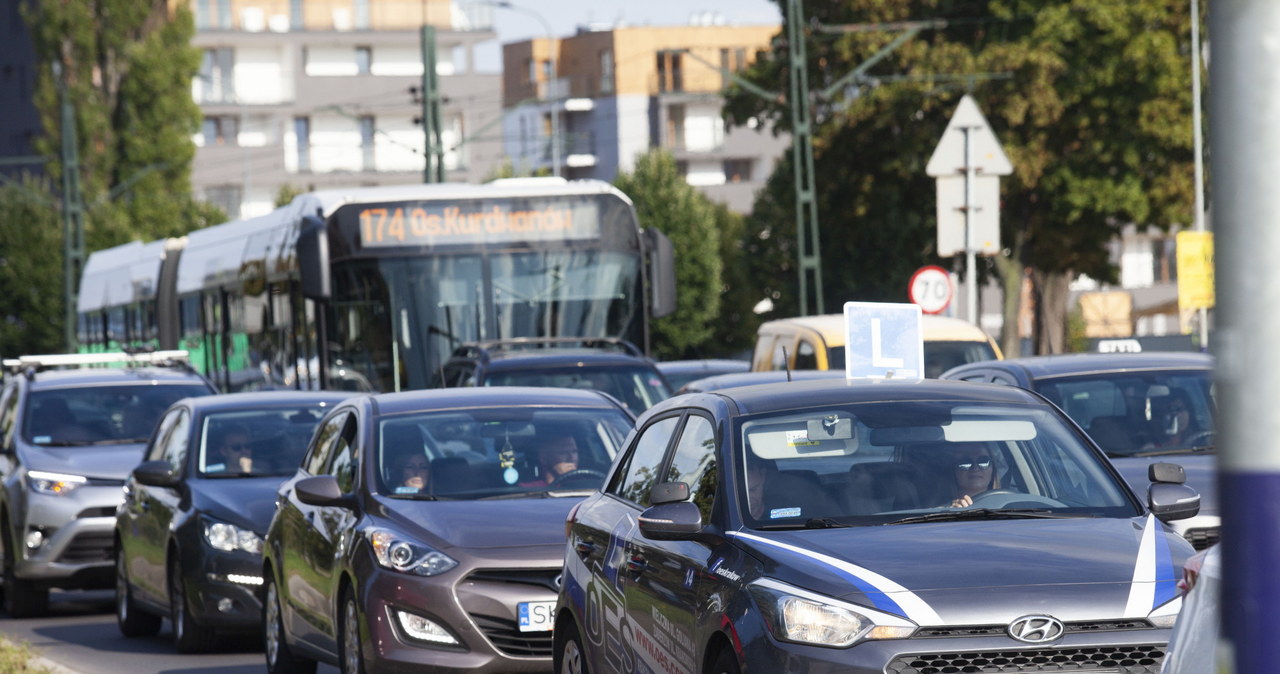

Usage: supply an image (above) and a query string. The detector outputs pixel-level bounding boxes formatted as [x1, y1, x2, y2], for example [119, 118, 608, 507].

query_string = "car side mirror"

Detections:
[1148, 482, 1200, 522]
[1149, 462, 1186, 484]
[295, 475, 355, 508]
[639, 501, 703, 541]
[132, 460, 180, 488]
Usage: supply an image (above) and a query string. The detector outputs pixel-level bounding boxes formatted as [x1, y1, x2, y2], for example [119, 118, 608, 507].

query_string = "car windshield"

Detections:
[827, 340, 998, 378]
[199, 407, 328, 477]
[483, 365, 671, 414]
[737, 400, 1138, 529]
[1033, 370, 1215, 457]
[376, 406, 633, 499]
[23, 384, 211, 446]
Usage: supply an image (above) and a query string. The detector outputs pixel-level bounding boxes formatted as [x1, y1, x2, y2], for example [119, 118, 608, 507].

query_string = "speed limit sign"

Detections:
[909, 265, 953, 314]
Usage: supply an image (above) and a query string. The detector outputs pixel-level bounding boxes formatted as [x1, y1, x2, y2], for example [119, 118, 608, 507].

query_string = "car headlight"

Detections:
[367, 528, 457, 576]
[27, 470, 87, 496]
[203, 519, 263, 554]
[748, 578, 917, 648]
[1147, 595, 1183, 628]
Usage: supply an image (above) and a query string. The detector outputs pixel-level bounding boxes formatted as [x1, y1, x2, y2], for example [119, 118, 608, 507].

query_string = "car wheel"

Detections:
[707, 646, 741, 674]
[265, 573, 317, 674]
[169, 556, 216, 653]
[339, 588, 365, 674]
[116, 548, 161, 637]
[1, 517, 47, 618]
[554, 618, 590, 674]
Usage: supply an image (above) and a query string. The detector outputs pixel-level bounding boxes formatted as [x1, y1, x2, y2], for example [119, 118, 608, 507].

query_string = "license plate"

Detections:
[517, 601, 555, 632]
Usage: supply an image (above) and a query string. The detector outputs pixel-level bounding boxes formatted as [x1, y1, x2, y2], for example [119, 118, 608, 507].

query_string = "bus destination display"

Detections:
[358, 200, 601, 248]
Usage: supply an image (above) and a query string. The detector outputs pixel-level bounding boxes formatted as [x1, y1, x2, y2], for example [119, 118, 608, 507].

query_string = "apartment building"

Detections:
[501, 21, 788, 213]
[188, 0, 502, 219]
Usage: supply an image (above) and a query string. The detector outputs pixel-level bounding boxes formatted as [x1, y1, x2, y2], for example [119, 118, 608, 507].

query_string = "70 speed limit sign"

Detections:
[909, 265, 954, 315]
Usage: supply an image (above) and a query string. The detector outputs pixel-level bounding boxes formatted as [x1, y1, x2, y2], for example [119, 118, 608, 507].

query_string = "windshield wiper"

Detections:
[883, 508, 1083, 525]
[478, 490, 552, 500]
[388, 493, 440, 501]
[804, 517, 849, 529]
[1131, 445, 1215, 458]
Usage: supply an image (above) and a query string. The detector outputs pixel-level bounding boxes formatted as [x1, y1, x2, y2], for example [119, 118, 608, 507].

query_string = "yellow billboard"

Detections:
[1176, 231, 1215, 312]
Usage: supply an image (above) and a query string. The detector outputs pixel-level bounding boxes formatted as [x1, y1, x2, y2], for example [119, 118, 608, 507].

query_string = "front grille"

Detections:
[470, 614, 554, 657]
[57, 531, 113, 563]
[887, 644, 1166, 674]
[76, 507, 116, 519]
[1184, 527, 1219, 550]
[466, 568, 561, 593]
[916, 620, 1155, 639]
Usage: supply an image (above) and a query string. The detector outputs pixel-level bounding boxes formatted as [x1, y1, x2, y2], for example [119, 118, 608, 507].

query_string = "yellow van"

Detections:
[751, 313, 1003, 378]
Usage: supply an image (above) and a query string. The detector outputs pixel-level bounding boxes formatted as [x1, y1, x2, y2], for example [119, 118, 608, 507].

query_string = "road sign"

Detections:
[1176, 231, 1215, 311]
[909, 266, 954, 314]
[843, 302, 923, 380]
[935, 174, 1001, 256]
[926, 95, 1013, 177]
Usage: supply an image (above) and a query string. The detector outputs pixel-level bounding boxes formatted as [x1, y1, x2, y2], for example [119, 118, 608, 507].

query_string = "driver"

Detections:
[945, 443, 1001, 508]
[520, 433, 580, 487]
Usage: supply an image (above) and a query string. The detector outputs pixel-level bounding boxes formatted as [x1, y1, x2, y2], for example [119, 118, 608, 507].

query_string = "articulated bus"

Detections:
[77, 178, 675, 393]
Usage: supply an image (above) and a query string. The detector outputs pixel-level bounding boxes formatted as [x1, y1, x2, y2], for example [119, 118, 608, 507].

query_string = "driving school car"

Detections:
[554, 378, 1199, 674]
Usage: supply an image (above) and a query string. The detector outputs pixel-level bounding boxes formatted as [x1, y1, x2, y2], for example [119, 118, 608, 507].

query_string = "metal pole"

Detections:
[787, 0, 824, 316]
[55, 60, 85, 353]
[1210, 0, 1280, 671]
[1190, 0, 1209, 349]
[964, 126, 977, 325]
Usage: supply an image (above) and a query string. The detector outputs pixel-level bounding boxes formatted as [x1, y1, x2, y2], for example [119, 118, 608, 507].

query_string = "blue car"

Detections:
[555, 377, 1199, 674]
[941, 352, 1218, 550]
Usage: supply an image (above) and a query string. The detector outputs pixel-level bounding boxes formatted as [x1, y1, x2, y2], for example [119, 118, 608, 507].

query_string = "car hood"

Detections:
[730, 515, 1188, 626]
[378, 497, 579, 551]
[1110, 453, 1216, 517]
[192, 477, 288, 534]
[23, 443, 147, 481]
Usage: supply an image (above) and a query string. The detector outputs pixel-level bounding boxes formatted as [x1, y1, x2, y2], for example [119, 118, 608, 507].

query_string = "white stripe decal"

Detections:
[1123, 515, 1158, 618]
[728, 531, 943, 625]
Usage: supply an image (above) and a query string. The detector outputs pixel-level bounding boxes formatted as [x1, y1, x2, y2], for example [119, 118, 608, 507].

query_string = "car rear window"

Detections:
[24, 384, 212, 446]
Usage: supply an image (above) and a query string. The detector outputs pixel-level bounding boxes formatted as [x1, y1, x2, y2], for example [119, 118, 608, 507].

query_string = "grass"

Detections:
[0, 637, 54, 673]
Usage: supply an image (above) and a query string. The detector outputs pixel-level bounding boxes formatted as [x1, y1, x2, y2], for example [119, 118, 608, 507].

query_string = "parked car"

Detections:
[262, 386, 634, 673]
[556, 377, 1198, 674]
[941, 352, 1219, 549]
[0, 351, 216, 617]
[751, 313, 1003, 378]
[674, 369, 843, 395]
[114, 390, 353, 652]
[656, 359, 750, 392]
[432, 337, 672, 414]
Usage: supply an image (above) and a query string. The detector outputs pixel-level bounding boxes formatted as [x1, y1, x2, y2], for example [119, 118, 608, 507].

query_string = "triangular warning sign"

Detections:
[926, 95, 1013, 177]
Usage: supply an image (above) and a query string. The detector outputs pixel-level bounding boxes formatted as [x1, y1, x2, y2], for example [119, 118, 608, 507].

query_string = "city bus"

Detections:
[77, 178, 675, 393]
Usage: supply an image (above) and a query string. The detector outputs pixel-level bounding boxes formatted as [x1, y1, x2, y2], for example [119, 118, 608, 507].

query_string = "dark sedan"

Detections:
[261, 386, 634, 674]
[114, 391, 352, 652]
[941, 352, 1218, 549]
[556, 377, 1199, 674]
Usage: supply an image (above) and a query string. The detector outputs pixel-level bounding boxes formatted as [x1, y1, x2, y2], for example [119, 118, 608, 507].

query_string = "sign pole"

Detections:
[964, 125, 977, 325]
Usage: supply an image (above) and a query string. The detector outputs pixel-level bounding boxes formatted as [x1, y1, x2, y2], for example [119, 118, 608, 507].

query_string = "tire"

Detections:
[338, 588, 365, 674]
[554, 618, 590, 674]
[116, 548, 161, 637]
[708, 646, 742, 674]
[265, 573, 317, 674]
[169, 556, 216, 653]
[1, 518, 47, 618]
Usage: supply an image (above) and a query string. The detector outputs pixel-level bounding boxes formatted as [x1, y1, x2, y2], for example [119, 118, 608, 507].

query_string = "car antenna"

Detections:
[783, 346, 792, 382]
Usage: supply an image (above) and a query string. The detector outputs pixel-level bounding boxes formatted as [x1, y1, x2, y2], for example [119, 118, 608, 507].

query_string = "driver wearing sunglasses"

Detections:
[946, 444, 1001, 508]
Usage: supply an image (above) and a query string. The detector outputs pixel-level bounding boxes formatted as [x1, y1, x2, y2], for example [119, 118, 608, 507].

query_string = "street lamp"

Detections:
[484, 0, 560, 176]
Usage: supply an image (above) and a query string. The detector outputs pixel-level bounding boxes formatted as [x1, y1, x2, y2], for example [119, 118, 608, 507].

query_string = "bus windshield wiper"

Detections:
[883, 508, 1081, 525]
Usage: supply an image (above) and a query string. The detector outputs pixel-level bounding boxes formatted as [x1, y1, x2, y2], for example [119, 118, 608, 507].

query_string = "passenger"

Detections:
[520, 433, 580, 487]
[397, 454, 432, 490]
[1155, 390, 1202, 448]
[213, 424, 254, 473]
[945, 443, 1001, 508]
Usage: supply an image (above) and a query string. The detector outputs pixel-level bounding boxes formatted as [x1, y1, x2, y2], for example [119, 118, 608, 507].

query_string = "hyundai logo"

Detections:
[1007, 615, 1065, 644]
[553, 574, 563, 590]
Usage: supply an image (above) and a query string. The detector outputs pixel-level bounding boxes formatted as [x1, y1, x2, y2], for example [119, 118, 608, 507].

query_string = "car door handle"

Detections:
[625, 554, 648, 573]
[574, 541, 596, 559]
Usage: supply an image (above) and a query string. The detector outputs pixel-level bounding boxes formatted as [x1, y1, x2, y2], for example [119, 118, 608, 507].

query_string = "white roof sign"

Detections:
[843, 302, 924, 380]
[926, 95, 1013, 177]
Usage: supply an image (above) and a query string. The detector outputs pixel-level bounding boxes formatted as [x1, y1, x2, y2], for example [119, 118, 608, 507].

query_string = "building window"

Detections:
[724, 159, 753, 183]
[294, 117, 311, 173]
[354, 0, 370, 29]
[195, 0, 211, 29]
[216, 0, 232, 29]
[666, 104, 685, 149]
[524, 58, 534, 85]
[205, 185, 242, 219]
[290, 0, 304, 29]
[360, 116, 376, 171]
[199, 48, 235, 103]
[1154, 237, 1177, 284]
[719, 47, 748, 87]
[675, 160, 689, 176]
[657, 51, 684, 93]
[201, 116, 239, 146]
[356, 46, 372, 75]
[599, 50, 614, 95]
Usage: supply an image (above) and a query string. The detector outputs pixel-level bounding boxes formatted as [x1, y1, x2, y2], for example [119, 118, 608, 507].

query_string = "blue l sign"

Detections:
[843, 302, 923, 379]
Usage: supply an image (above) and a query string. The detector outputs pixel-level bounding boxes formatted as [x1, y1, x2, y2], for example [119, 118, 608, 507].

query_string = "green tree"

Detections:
[726, 0, 1195, 353]
[0, 176, 63, 356]
[614, 151, 722, 359]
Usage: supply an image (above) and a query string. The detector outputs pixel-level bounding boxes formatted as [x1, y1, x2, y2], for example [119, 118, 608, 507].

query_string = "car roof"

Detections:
[656, 359, 750, 375]
[366, 386, 628, 416]
[677, 369, 843, 393]
[963, 352, 1213, 379]
[25, 367, 212, 390]
[482, 350, 656, 369]
[757, 313, 993, 346]
[176, 390, 356, 413]
[671, 377, 1042, 416]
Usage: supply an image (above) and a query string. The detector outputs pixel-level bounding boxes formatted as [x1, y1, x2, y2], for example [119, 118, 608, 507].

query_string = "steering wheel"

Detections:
[1183, 430, 1216, 448]
[548, 469, 607, 488]
[968, 489, 1067, 509]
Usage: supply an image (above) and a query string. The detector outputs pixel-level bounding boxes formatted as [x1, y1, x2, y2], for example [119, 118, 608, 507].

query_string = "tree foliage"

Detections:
[0, 176, 63, 356]
[725, 0, 1195, 352]
[614, 150, 723, 359]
